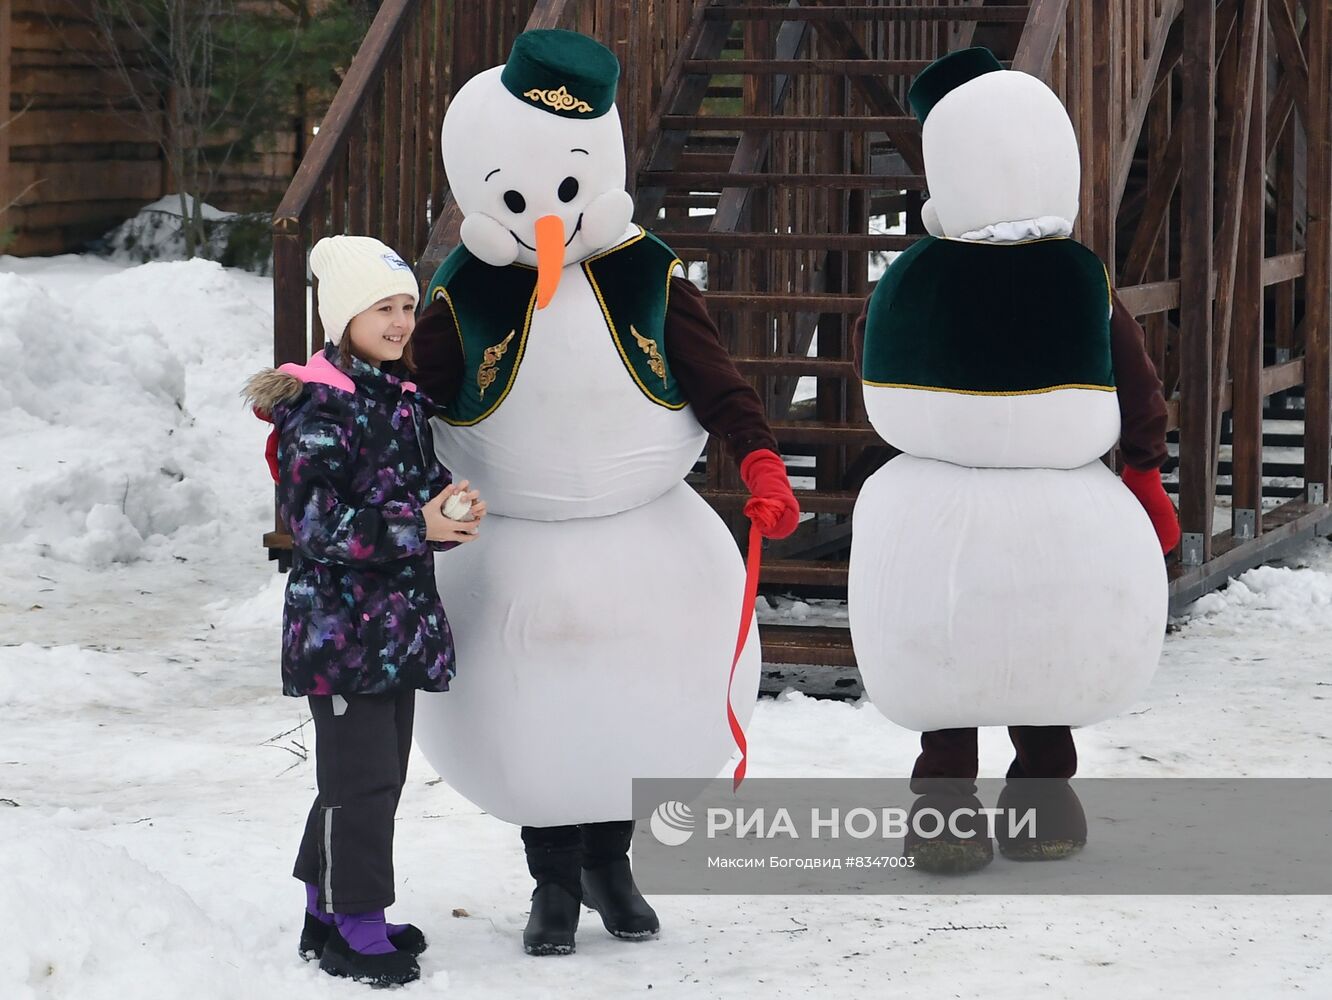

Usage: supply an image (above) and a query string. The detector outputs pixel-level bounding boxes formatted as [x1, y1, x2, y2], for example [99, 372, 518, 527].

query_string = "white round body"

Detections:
[415, 482, 761, 826]
[848, 455, 1166, 731]
[433, 260, 708, 521]
[863, 383, 1120, 469]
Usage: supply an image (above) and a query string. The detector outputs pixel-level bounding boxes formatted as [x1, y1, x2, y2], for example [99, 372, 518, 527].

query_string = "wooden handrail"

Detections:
[272, 0, 416, 233]
[525, 0, 576, 31]
[1012, 0, 1072, 77]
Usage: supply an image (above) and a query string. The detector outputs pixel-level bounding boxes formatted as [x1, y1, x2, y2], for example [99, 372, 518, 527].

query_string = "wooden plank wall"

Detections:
[1, 0, 12, 241]
[4, 0, 161, 255]
[2, 0, 330, 256]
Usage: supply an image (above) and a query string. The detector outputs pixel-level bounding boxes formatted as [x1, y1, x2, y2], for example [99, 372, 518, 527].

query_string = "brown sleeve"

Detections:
[411, 297, 465, 410]
[1110, 289, 1169, 471]
[663, 275, 779, 464]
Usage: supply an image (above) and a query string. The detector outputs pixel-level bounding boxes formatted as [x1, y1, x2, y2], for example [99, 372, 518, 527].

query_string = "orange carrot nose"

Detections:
[534, 214, 566, 309]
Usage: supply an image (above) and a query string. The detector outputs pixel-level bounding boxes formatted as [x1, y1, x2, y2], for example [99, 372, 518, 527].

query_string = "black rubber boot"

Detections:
[299, 913, 428, 961]
[996, 779, 1087, 861]
[902, 791, 995, 874]
[522, 825, 582, 956]
[580, 821, 659, 940]
[582, 858, 660, 939]
[523, 882, 582, 956]
[317, 924, 420, 987]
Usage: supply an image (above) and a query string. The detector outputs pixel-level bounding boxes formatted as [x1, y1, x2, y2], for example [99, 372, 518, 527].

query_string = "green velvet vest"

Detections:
[862, 235, 1115, 395]
[424, 227, 687, 426]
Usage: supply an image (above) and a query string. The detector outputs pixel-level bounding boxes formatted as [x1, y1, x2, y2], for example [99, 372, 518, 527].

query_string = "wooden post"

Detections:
[1274, 126, 1295, 365]
[1178, 0, 1217, 565]
[273, 230, 308, 366]
[0, 0, 11, 236]
[1306, 0, 1332, 503]
[1230, 2, 1265, 538]
[1088, 0, 1115, 270]
[1143, 74, 1172, 383]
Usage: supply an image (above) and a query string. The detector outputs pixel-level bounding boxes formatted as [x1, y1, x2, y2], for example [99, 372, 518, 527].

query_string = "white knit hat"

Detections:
[310, 235, 420, 344]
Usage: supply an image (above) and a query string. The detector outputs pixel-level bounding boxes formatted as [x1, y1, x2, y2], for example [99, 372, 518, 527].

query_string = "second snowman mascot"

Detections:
[849, 48, 1178, 872]
[411, 30, 799, 955]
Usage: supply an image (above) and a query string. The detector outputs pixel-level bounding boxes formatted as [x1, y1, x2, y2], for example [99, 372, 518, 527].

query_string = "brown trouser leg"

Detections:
[1006, 725, 1077, 779]
[910, 728, 980, 795]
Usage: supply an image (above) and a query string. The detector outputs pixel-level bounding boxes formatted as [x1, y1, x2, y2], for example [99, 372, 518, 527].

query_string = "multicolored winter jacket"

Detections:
[244, 343, 456, 697]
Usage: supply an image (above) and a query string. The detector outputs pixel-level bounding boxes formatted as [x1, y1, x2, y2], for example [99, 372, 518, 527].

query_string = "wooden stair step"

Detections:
[685, 58, 978, 76]
[661, 114, 919, 132]
[769, 420, 883, 445]
[658, 232, 920, 252]
[264, 531, 292, 550]
[696, 488, 859, 514]
[704, 292, 869, 313]
[758, 623, 857, 667]
[728, 356, 859, 377]
[675, 152, 737, 172]
[704, 4, 1030, 22]
[760, 559, 850, 587]
[662, 193, 721, 209]
[641, 171, 926, 189]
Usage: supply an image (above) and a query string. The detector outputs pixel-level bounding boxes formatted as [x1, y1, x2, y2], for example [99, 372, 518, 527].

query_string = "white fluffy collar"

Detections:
[954, 216, 1074, 243]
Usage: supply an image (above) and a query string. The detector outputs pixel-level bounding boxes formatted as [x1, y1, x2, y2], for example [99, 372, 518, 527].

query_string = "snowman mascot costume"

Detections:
[848, 48, 1180, 872]
[410, 30, 800, 955]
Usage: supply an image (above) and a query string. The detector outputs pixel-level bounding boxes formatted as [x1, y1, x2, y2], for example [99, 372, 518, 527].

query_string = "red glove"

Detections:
[739, 449, 800, 539]
[1121, 465, 1181, 554]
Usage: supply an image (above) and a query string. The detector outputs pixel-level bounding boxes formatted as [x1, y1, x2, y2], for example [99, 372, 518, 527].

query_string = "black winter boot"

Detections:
[521, 825, 582, 956]
[996, 779, 1087, 861]
[580, 821, 659, 940]
[318, 924, 420, 987]
[299, 912, 429, 961]
[902, 792, 995, 874]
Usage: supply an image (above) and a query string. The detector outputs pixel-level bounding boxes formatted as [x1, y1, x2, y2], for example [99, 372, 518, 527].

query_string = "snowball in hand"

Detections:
[442, 493, 473, 521]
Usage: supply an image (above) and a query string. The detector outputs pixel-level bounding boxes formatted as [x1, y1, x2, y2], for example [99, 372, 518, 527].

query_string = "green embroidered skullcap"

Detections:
[908, 47, 1004, 124]
[500, 29, 620, 120]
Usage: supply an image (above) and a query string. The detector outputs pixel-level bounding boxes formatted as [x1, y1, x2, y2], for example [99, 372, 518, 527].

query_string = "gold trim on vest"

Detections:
[630, 324, 668, 388]
[479, 329, 517, 399]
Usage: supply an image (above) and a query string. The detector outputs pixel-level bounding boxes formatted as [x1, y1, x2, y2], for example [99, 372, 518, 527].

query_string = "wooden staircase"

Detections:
[623, 0, 1180, 673]
[269, 0, 1332, 692]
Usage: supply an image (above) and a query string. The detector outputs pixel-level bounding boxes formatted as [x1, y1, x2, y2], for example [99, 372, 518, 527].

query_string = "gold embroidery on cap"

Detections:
[523, 85, 594, 114]
[630, 324, 668, 388]
[478, 329, 517, 399]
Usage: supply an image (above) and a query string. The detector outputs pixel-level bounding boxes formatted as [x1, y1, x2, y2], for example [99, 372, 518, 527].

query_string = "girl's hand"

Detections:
[425, 483, 480, 543]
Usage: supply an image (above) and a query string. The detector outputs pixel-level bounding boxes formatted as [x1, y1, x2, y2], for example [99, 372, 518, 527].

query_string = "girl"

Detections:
[245, 235, 484, 987]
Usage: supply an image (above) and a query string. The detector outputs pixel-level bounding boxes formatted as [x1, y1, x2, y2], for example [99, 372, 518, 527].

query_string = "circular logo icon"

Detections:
[649, 800, 695, 846]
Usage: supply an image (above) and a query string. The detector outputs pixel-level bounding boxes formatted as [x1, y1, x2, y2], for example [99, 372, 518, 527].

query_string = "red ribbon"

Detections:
[726, 521, 764, 791]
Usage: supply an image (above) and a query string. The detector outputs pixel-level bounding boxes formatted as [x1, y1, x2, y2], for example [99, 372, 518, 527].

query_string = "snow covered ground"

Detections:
[2, 254, 1330, 998]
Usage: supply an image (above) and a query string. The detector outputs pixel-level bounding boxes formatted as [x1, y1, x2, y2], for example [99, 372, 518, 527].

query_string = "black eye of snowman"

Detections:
[558, 177, 579, 203]
[503, 190, 526, 214]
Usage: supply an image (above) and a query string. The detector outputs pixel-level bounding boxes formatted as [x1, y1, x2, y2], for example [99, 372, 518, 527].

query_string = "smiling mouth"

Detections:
[512, 213, 583, 252]
[382, 334, 406, 344]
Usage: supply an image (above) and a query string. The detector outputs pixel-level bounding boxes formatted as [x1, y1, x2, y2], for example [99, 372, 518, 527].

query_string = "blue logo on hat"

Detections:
[382, 252, 411, 272]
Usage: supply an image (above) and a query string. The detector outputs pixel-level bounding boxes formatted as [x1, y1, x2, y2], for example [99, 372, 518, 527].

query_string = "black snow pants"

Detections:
[293, 689, 415, 913]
